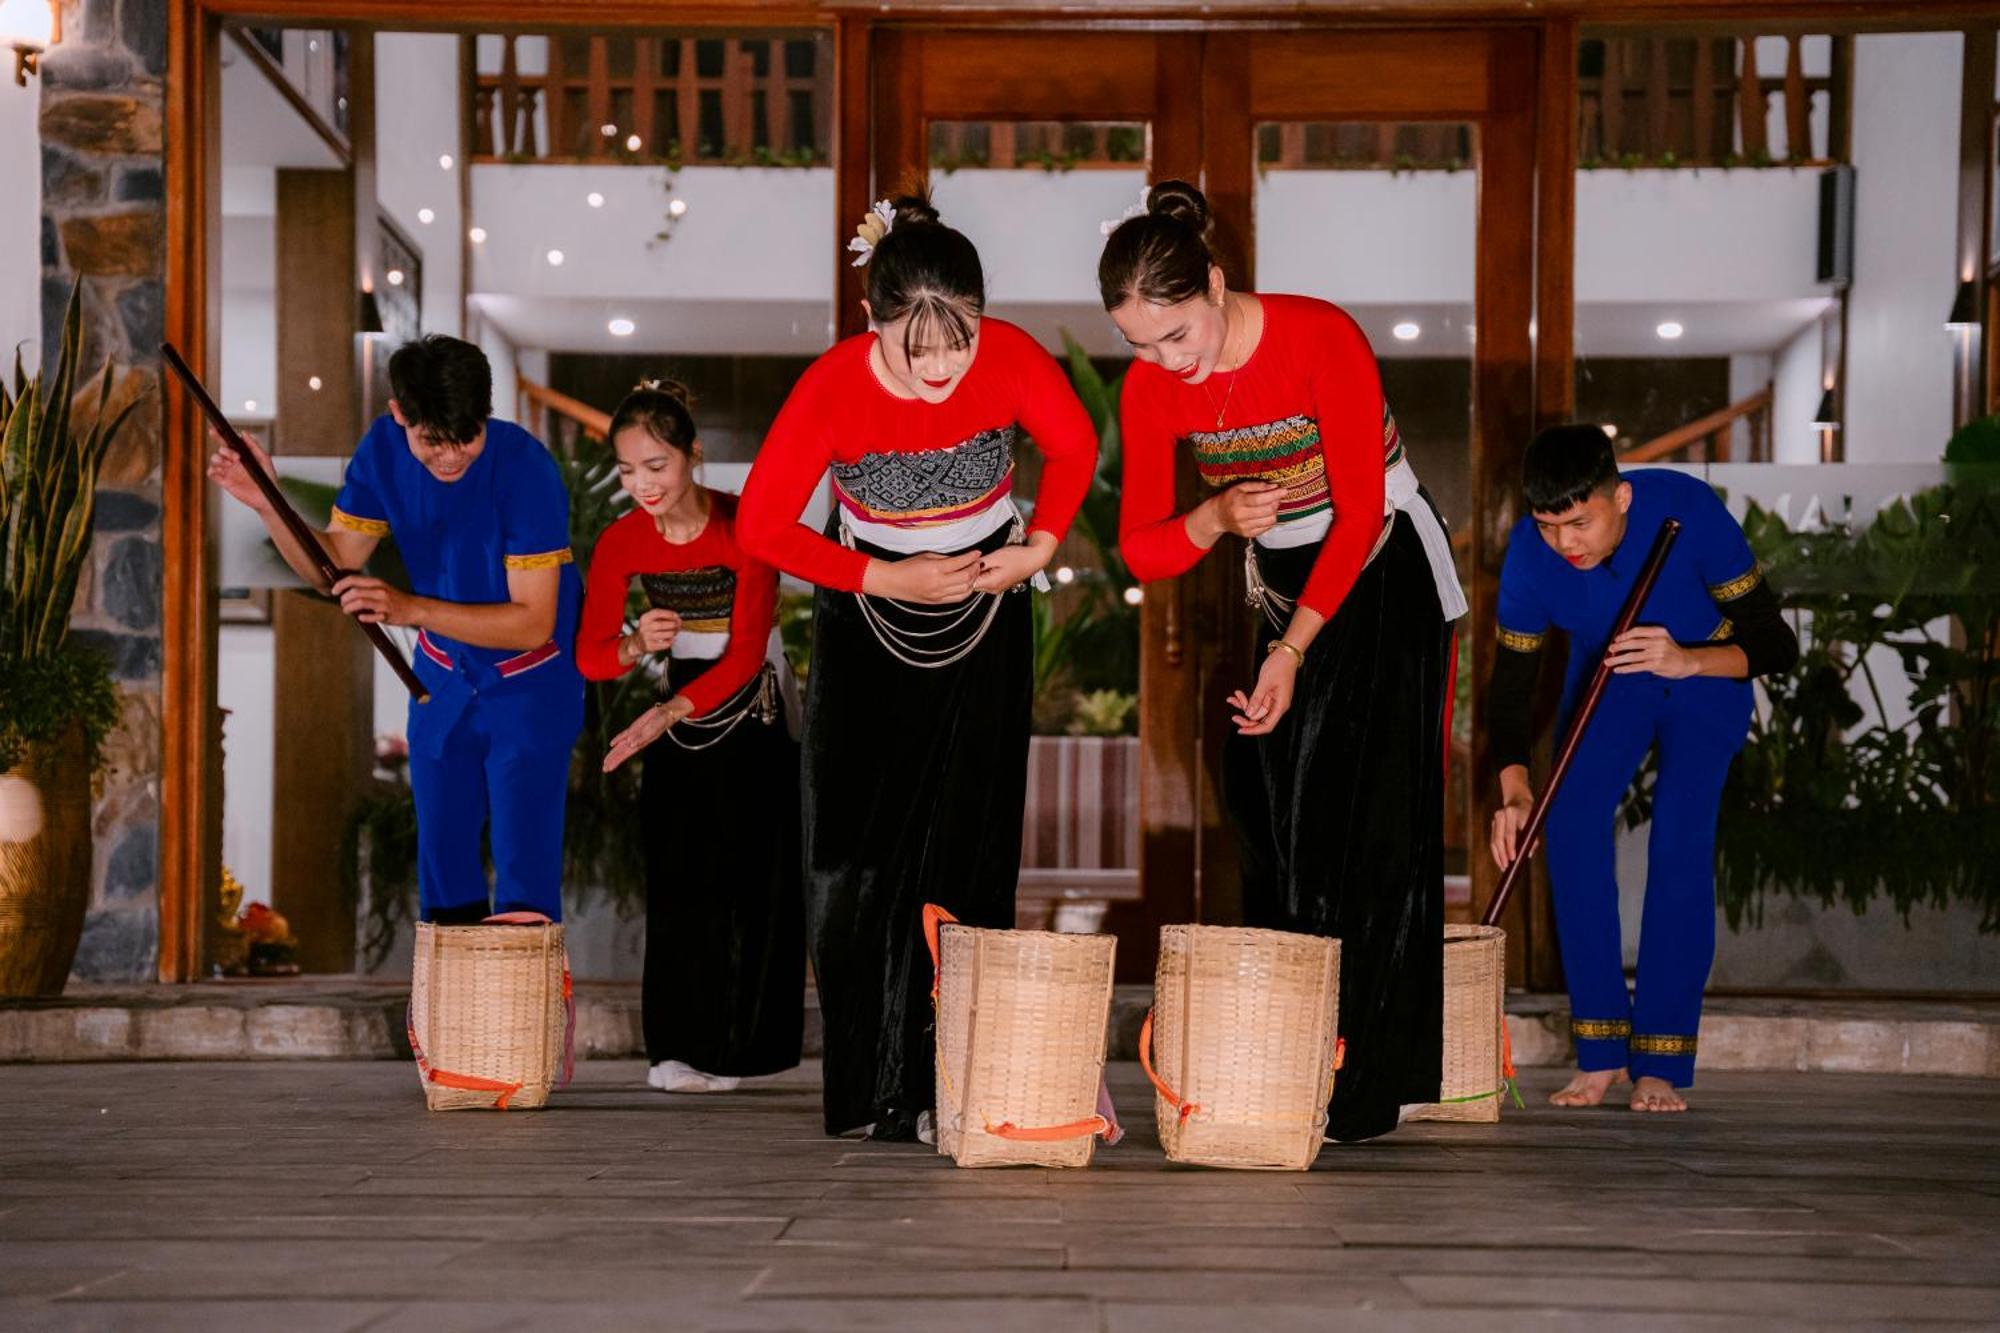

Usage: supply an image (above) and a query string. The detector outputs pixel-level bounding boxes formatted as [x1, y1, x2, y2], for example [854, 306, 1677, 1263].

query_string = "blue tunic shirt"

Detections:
[1497, 468, 1761, 724]
[332, 414, 584, 755]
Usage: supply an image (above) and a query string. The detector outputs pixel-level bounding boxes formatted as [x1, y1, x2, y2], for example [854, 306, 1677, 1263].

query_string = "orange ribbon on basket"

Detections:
[1139, 1008, 1203, 1125]
[922, 902, 1121, 1145]
[406, 1004, 525, 1109]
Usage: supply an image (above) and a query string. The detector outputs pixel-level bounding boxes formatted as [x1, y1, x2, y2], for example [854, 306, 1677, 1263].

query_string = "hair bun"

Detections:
[1146, 179, 1209, 231]
[888, 191, 943, 230]
[635, 376, 694, 407]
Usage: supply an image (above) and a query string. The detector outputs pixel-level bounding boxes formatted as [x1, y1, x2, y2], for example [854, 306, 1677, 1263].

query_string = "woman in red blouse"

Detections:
[737, 193, 1098, 1143]
[1103, 182, 1468, 1143]
[577, 381, 803, 1094]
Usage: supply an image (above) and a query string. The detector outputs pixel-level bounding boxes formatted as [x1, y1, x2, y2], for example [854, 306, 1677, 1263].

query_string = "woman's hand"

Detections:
[1227, 646, 1301, 736]
[1190, 481, 1284, 547]
[331, 574, 419, 627]
[972, 531, 1057, 594]
[1489, 764, 1536, 870]
[602, 696, 696, 773]
[623, 609, 682, 662]
[205, 429, 277, 513]
[862, 550, 986, 605]
[1605, 626, 1699, 679]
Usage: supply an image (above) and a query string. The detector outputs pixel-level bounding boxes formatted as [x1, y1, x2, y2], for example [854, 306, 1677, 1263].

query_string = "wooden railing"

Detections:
[1579, 33, 1845, 167]
[517, 377, 609, 444]
[1623, 386, 1775, 464]
[473, 33, 832, 165]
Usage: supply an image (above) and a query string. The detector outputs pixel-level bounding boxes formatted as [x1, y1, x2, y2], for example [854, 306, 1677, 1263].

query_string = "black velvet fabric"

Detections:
[1228, 503, 1452, 1143]
[637, 656, 805, 1077]
[801, 522, 1031, 1136]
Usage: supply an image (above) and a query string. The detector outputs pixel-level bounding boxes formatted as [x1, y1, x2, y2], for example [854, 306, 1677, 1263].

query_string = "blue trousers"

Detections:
[407, 701, 572, 922]
[1544, 676, 1749, 1087]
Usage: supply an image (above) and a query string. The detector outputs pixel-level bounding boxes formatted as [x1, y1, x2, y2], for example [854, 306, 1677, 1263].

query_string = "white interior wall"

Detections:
[0, 77, 40, 374]
[219, 627, 276, 907]
[1771, 321, 1826, 464]
[1844, 32, 1962, 462]
[375, 33, 464, 337]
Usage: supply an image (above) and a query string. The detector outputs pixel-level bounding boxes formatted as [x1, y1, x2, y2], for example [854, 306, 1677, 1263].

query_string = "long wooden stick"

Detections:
[1482, 517, 1681, 927]
[162, 342, 430, 704]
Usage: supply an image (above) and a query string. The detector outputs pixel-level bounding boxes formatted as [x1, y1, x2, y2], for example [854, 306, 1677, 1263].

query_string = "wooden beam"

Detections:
[833, 17, 870, 340]
[1251, 30, 1493, 119]
[274, 170, 358, 457]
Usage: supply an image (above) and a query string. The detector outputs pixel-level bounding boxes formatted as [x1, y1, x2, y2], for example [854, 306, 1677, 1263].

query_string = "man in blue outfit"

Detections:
[1488, 425, 1796, 1112]
[209, 335, 584, 924]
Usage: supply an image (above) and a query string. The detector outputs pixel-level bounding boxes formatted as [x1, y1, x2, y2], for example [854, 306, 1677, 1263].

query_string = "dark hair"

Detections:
[1523, 424, 1621, 515]
[607, 378, 698, 456]
[1098, 179, 1215, 310]
[387, 334, 492, 446]
[864, 190, 985, 360]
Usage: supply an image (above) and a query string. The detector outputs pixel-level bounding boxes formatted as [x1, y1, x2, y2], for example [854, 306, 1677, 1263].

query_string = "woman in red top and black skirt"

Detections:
[737, 194, 1098, 1142]
[1102, 182, 1469, 1142]
[577, 381, 803, 1094]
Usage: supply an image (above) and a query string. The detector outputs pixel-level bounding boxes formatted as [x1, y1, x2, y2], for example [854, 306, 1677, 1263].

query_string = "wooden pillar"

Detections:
[1468, 30, 1547, 988]
[1955, 25, 1995, 428]
[270, 592, 374, 973]
[274, 170, 357, 457]
[833, 17, 871, 339]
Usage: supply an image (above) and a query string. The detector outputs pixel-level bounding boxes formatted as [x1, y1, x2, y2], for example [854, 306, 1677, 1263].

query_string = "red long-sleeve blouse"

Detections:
[736, 318, 1099, 590]
[1118, 294, 1391, 621]
[575, 493, 777, 720]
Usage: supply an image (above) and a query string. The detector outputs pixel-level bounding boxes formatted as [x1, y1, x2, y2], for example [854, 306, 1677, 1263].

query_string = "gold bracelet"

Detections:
[1266, 639, 1305, 665]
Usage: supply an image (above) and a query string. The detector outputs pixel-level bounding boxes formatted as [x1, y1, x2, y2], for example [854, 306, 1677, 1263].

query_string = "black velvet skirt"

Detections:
[801, 521, 1032, 1136]
[1228, 504, 1452, 1143]
[637, 655, 805, 1077]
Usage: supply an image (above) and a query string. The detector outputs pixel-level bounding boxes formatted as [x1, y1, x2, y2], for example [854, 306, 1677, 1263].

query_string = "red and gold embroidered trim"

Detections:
[503, 548, 574, 571]
[1631, 1033, 1697, 1056]
[1498, 626, 1545, 654]
[1570, 1017, 1632, 1041]
[330, 506, 390, 537]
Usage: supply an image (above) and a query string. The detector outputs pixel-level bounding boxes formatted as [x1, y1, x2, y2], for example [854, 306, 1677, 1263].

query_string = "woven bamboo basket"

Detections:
[1405, 924, 1512, 1124]
[926, 905, 1119, 1168]
[408, 921, 573, 1111]
[1145, 925, 1341, 1171]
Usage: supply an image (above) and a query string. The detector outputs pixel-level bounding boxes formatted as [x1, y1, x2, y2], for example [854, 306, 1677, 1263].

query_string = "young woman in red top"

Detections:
[577, 381, 803, 1095]
[737, 193, 1098, 1142]
[1103, 182, 1468, 1142]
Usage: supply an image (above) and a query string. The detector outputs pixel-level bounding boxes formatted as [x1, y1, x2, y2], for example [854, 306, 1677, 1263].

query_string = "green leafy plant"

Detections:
[1621, 463, 2000, 931]
[0, 281, 139, 775]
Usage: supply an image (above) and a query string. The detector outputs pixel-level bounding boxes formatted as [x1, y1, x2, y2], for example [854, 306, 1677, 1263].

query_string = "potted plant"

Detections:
[0, 284, 137, 996]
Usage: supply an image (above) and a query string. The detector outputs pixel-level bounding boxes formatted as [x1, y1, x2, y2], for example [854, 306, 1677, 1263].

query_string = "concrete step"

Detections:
[5, 980, 1997, 1077]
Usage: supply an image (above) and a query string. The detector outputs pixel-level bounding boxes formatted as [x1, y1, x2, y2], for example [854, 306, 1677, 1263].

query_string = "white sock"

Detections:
[650, 1060, 740, 1093]
[917, 1109, 936, 1146]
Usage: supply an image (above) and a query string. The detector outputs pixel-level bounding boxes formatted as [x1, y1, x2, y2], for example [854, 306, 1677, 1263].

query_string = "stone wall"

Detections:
[41, 0, 168, 981]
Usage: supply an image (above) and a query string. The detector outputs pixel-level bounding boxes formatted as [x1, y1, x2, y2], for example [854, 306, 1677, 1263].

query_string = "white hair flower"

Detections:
[1098, 185, 1152, 237]
[846, 199, 897, 267]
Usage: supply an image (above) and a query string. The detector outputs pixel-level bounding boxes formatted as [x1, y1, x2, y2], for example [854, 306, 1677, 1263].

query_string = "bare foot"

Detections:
[1549, 1068, 1626, 1107]
[1629, 1076, 1688, 1113]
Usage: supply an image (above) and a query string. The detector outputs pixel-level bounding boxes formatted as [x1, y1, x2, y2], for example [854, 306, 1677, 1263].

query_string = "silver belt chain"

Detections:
[661, 661, 781, 752]
[838, 515, 1025, 671]
[1241, 514, 1398, 633]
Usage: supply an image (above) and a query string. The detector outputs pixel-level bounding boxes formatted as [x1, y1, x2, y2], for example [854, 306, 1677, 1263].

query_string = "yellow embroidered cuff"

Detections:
[1570, 1017, 1632, 1041]
[503, 548, 574, 572]
[1631, 1033, 1697, 1056]
[330, 506, 390, 538]
[1498, 626, 1545, 654]
[1708, 618, 1734, 642]
[1709, 565, 1762, 602]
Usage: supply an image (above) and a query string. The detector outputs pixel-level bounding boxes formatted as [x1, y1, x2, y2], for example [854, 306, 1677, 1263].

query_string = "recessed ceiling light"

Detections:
[307, 38, 319, 52]
[417, 207, 435, 224]
[1600, 423, 1618, 439]
[546, 249, 565, 266]
[438, 153, 454, 170]
[1656, 320, 1685, 340]
[1054, 566, 1076, 585]
[468, 226, 487, 243]
[1123, 585, 1143, 606]
[626, 134, 643, 152]
[607, 317, 635, 337]
[586, 192, 605, 208]
[385, 268, 405, 286]
[1392, 321, 1420, 341]
[666, 198, 688, 219]
[243, 399, 258, 413]
[307, 375, 323, 391]
[600, 123, 617, 138]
